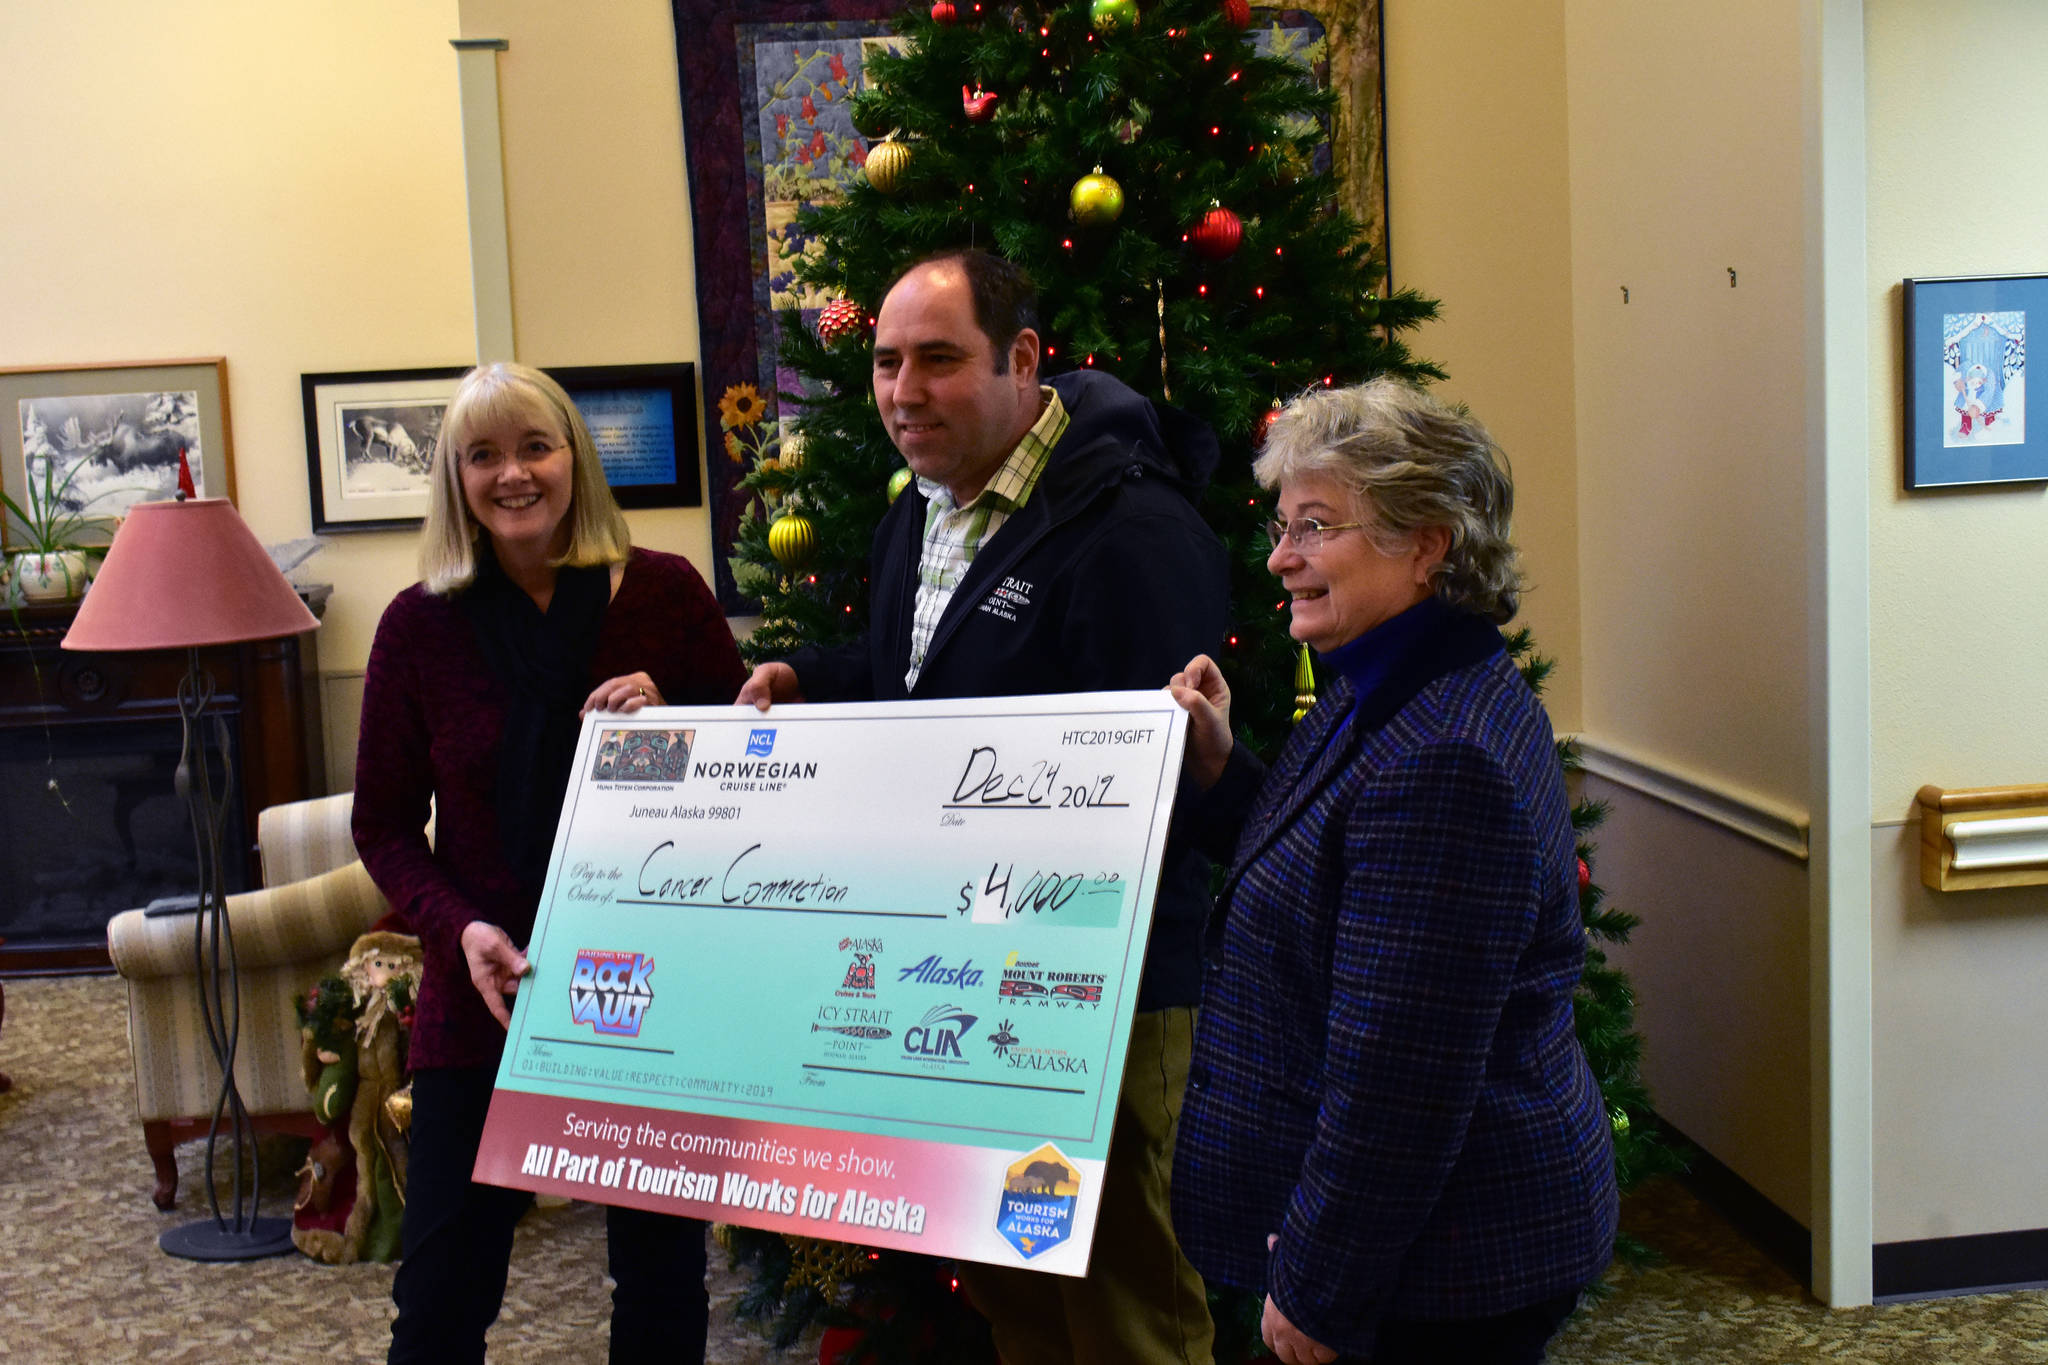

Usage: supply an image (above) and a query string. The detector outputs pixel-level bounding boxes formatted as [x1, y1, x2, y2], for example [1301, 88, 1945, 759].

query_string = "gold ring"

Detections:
[636, 686, 647, 700]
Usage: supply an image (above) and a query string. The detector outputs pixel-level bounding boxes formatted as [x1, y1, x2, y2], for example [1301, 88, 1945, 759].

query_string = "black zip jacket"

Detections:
[783, 369, 1229, 1009]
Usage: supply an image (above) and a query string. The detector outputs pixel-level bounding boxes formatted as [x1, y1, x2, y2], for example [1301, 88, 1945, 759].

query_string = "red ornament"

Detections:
[1255, 404, 1280, 445]
[1189, 205, 1242, 261]
[930, 0, 956, 22]
[815, 297, 865, 346]
[1577, 858, 1591, 894]
[961, 85, 999, 122]
[1220, 0, 1251, 28]
[818, 1325, 867, 1365]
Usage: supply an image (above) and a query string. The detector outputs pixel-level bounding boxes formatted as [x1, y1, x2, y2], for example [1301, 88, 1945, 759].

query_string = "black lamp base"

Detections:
[159, 1215, 297, 1262]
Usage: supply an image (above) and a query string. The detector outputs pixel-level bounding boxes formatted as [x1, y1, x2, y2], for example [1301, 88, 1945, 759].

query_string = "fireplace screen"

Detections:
[0, 717, 248, 953]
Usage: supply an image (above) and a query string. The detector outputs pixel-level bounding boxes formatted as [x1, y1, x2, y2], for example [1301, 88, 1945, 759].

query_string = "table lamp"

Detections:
[65, 497, 319, 1260]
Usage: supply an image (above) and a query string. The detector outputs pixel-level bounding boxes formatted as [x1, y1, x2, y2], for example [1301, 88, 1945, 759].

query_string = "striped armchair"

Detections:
[107, 792, 391, 1210]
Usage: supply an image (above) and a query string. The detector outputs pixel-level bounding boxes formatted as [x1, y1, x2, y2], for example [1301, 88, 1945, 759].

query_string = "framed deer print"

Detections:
[301, 366, 466, 532]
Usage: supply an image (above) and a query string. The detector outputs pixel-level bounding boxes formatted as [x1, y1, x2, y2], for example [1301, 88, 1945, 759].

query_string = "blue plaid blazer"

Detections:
[1172, 609, 1617, 1355]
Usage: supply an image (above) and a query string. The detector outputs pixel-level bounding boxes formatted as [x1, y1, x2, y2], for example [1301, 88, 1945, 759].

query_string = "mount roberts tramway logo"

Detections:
[902, 1003, 978, 1062]
[998, 953, 1105, 1009]
[569, 949, 655, 1038]
[996, 1144, 1080, 1260]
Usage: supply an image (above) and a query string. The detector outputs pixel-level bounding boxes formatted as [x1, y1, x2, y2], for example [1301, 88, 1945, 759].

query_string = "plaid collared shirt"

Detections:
[904, 387, 1068, 689]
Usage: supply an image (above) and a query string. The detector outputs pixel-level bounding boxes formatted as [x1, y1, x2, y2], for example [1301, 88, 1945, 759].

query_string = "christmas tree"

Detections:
[721, 2, 1677, 1359]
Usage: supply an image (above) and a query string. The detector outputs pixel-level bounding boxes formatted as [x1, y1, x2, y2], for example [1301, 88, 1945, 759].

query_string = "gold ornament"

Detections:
[1090, 0, 1139, 33]
[783, 1234, 873, 1301]
[1291, 643, 1317, 722]
[768, 511, 817, 573]
[1069, 166, 1124, 226]
[887, 466, 914, 504]
[865, 139, 913, 195]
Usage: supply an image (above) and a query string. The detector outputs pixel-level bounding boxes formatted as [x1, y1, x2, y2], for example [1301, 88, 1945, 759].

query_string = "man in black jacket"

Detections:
[741, 249, 1224, 1365]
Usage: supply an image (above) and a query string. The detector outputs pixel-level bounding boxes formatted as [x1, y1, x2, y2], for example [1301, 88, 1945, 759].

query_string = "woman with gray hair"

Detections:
[1168, 379, 1616, 1364]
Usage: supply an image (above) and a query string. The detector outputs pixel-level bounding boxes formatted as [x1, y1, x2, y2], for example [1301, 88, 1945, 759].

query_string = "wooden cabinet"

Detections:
[0, 598, 325, 973]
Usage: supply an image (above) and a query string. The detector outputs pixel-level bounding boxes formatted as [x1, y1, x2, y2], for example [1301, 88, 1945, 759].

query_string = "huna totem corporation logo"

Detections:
[569, 949, 655, 1038]
[997, 1143, 1080, 1260]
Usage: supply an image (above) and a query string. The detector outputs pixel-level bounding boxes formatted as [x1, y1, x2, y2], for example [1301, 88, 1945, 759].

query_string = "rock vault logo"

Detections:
[902, 1003, 978, 1062]
[996, 1143, 1079, 1260]
[569, 949, 655, 1038]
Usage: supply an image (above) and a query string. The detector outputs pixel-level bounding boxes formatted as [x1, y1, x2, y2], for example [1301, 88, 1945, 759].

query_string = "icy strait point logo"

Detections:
[570, 949, 655, 1038]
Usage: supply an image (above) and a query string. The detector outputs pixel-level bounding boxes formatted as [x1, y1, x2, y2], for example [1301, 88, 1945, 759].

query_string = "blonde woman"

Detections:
[353, 362, 745, 1363]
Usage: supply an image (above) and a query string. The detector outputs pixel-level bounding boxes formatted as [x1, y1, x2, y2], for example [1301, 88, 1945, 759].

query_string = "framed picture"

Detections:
[301, 367, 466, 532]
[0, 358, 234, 548]
[550, 362, 702, 509]
[1903, 273, 2041, 489]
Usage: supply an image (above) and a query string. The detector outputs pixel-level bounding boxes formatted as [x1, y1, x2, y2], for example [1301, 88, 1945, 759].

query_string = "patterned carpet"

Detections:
[5, 972, 2048, 1363]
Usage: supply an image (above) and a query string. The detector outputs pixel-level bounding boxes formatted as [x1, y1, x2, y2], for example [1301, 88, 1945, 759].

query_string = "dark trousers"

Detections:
[1343, 1288, 1582, 1365]
[388, 1066, 709, 1365]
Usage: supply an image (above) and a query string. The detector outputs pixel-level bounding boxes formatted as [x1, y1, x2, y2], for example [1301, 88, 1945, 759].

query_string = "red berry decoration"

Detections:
[930, 0, 957, 22]
[815, 298, 865, 346]
[1577, 857, 1591, 894]
[1189, 204, 1243, 260]
[1220, 0, 1251, 28]
[961, 85, 999, 122]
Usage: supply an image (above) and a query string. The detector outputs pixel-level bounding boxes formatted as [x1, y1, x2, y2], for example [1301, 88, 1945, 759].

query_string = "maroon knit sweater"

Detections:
[353, 548, 748, 1070]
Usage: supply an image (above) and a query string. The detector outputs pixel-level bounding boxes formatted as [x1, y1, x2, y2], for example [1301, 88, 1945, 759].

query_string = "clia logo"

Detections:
[569, 950, 655, 1038]
[746, 729, 776, 757]
[903, 1003, 978, 1060]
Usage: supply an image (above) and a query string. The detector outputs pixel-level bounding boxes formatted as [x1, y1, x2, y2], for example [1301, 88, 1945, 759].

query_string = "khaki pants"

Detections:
[959, 1006, 1214, 1365]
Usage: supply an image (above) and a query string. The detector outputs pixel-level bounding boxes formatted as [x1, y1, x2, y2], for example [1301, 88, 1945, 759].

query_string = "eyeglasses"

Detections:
[1265, 517, 1365, 554]
[463, 437, 566, 471]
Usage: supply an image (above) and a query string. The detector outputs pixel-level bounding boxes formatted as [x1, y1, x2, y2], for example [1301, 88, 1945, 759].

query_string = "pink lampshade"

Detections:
[62, 498, 318, 651]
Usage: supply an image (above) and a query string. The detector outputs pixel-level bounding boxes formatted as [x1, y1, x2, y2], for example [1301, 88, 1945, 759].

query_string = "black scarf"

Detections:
[460, 540, 612, 894]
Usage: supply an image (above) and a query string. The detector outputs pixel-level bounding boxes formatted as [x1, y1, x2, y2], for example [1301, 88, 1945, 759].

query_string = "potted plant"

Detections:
[1, 456, 109, 603]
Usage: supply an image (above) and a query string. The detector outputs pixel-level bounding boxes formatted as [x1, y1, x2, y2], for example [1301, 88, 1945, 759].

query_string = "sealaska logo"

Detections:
[903, 1003, 978, 1061]
[569, 949, 655, 1038]
[988, 1018, 1020, 1059]
[897, 954, 984, 989]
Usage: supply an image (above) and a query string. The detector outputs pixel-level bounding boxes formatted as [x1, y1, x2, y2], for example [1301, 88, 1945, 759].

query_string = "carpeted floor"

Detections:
[5, 972, 2048, 1362]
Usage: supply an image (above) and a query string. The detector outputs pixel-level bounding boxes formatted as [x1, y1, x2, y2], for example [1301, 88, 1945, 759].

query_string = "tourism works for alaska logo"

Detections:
[996, 1144, 1080, 1260]
[569, 949, 655, 1038]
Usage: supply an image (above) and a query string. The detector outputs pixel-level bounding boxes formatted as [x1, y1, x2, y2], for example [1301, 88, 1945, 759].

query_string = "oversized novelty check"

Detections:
[475, 691, 1188, 1276]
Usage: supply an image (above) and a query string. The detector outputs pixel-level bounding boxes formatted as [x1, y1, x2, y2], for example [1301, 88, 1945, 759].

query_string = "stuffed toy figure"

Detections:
[293, 929, 422, 1263]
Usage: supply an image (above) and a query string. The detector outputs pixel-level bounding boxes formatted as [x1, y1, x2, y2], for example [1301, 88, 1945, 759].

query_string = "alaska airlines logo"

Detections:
[903, 1003, 978, 1060]
[746, 728, 776, 757]
[569, 950, 654, 1038]
[898, 954, 983, 988]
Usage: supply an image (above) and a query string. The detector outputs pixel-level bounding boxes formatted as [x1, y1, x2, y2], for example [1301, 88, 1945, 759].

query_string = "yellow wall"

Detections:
[1865, 0, 2048, 1243]
[0, 0, 473, 679]
[1, 0, 717, 684]
[1384, 0, 1582, 729]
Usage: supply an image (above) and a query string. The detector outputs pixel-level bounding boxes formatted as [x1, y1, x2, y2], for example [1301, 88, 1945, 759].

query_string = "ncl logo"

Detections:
[746, 729, 776, 757]
[569, 950, 655, 1038]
